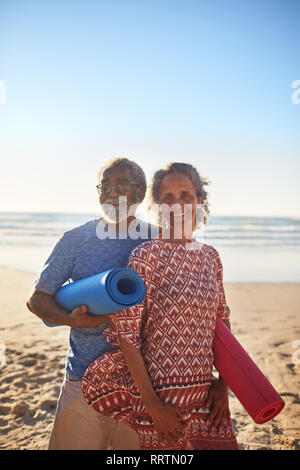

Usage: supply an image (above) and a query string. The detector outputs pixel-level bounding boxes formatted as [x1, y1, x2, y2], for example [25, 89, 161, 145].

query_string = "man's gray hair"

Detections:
[98, 157, 147, 203]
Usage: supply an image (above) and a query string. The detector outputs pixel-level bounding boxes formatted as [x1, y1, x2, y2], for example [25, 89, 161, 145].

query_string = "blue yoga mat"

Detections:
[44, 267, 146, 327]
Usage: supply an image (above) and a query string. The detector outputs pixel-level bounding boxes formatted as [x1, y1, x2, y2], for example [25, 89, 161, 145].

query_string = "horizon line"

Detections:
[0, 209, 299, 220]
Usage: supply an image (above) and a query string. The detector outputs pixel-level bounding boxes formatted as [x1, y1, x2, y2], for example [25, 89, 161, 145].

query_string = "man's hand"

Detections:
[205, 380, 230, 430]
[69, 304, 114, 328]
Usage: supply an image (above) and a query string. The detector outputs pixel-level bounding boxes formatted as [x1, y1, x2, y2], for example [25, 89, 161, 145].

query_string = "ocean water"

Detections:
[0, 211, 299, 282]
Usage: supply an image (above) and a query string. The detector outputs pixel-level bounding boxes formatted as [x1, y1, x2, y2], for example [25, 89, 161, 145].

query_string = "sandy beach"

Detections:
[0, 266, 299, 450]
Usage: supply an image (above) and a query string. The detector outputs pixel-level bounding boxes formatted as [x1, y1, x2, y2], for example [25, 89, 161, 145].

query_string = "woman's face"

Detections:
[158, 172, 201, 238]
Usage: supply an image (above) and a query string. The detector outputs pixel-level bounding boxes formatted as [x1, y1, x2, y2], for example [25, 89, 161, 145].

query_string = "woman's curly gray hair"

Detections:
[98, 157, 147, 203]
[148, 162, 210, 227]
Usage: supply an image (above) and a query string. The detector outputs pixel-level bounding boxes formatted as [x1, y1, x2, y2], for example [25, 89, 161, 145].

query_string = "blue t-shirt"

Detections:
[34, 217, 158, 380]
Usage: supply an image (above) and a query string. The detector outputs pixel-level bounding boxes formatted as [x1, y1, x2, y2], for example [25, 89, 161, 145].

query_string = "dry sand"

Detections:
[0, 267, 299, 450]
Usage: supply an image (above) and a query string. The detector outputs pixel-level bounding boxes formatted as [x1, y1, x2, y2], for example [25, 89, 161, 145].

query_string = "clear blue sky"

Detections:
[0, 0, 299, 216]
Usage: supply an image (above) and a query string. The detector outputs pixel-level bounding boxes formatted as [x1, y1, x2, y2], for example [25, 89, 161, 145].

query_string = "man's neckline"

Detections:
[96, 217, 142, 235]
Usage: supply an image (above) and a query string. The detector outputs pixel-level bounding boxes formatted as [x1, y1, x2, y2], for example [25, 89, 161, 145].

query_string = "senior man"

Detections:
[27, 157, 157, 450]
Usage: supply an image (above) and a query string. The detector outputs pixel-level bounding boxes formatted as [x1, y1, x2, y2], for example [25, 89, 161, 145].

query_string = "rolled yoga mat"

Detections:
[213, 316, 285, 424]
[43, 267, 146, 327]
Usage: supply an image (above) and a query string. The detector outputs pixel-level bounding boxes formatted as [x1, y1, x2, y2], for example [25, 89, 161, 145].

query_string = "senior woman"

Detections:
[82, 162, 239, 450]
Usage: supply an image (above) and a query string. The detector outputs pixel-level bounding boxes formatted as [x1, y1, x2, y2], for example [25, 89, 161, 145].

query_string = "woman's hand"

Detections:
[118, 337, 185, 445]
[205, 379, 230, 430]
[148, 402, 185, 445]
[118, 337, 186, 445]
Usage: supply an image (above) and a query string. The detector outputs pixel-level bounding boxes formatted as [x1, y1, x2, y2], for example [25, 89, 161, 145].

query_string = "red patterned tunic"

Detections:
[82, 240, 239, 450]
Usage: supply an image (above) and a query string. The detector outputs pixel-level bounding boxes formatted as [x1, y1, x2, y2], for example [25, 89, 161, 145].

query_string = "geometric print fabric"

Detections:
[82, 240, 238, 450]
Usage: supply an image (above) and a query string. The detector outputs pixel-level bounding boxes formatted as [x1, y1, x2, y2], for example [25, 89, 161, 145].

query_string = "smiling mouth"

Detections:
[171, 212, 187, 218]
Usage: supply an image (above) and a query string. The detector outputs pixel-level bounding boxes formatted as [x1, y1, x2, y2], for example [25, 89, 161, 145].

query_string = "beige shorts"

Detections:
[48, 375, 140, 450]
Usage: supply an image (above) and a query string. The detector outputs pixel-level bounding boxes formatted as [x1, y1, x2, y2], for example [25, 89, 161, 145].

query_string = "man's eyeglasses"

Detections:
[96, 181, 140, 196]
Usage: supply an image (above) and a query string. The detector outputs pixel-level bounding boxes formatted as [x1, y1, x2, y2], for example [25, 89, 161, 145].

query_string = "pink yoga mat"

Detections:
[213, 316, 285, 424]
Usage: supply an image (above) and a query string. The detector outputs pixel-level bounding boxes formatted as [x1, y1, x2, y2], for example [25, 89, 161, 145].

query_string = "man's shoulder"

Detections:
[64, 218, 98, 238]
[59, 218, 98, 250]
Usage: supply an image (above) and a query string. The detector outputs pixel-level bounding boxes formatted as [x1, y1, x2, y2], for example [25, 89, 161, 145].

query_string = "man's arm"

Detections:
[26, 289, 113, 328]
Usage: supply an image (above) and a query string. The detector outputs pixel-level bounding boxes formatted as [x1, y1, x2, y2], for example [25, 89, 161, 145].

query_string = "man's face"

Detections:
[98, 165, 140, 222]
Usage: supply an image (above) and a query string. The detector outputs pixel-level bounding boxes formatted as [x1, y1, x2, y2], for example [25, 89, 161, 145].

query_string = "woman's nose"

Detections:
[171, 202, 185, 215]
[173, 200, 184, 208]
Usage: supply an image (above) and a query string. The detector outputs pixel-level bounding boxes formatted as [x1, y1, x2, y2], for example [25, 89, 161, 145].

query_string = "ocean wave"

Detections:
[206, 225, 300, 232]
[1, 212, 300, 248]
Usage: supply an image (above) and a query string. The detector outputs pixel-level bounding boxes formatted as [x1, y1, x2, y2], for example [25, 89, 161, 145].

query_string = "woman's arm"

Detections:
[217, 319, 230, 387]
[205, 318, 231, 429]
[205, 250, 232, 428]
[216, 319, 230, 390]
[119, 336, 185, 444]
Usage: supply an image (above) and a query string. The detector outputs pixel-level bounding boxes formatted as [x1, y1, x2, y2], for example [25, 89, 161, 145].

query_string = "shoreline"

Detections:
[1, 264, 299, 284]
[0, 266, 299, 450]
